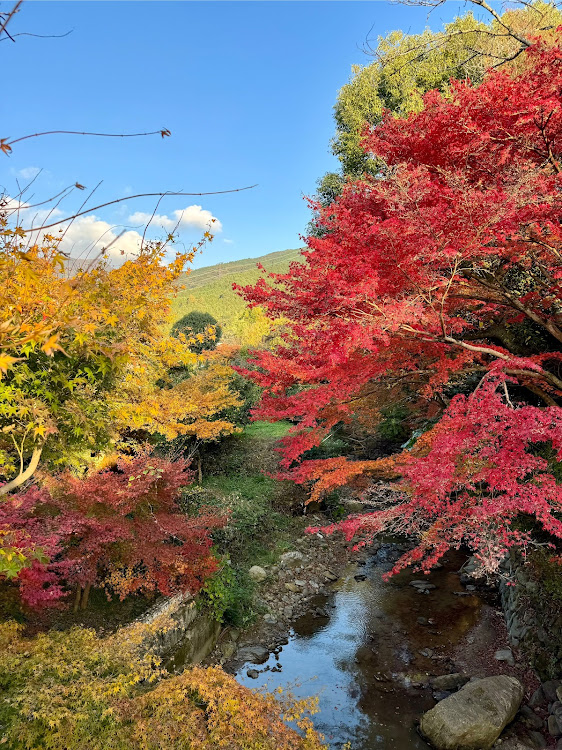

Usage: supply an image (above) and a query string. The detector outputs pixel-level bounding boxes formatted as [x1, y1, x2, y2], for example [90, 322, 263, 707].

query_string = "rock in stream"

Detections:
[419, 675, 524, 750]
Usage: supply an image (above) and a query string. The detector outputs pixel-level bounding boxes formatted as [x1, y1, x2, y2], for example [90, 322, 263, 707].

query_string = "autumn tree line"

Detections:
[2, 1, 562, 747]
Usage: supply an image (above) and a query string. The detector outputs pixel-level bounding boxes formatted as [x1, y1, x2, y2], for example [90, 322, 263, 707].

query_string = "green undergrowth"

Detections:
[529, 549, 562, 604]
[190, 421, 307, 626]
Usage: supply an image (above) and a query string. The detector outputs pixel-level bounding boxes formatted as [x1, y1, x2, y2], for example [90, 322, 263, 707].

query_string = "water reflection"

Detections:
[235, 545, 483, 749]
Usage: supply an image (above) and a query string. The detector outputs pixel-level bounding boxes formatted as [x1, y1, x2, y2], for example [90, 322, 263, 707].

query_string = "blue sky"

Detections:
[4, 1, 487, 268]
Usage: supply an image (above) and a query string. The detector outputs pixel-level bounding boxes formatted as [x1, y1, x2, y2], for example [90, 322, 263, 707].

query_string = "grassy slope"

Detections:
[171, 247, 304, 344]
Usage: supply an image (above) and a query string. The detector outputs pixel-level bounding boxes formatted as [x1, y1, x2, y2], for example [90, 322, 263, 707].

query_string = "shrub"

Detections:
[0, 455, 225, 607]
[0, 620, 325, 750]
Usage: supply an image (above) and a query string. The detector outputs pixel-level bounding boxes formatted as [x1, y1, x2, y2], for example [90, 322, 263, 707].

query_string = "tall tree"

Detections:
[311, 1, 562, 234]
[239, 35, 562, 575]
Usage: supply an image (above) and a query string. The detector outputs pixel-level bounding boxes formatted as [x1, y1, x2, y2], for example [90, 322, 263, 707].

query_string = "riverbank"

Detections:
[193, 525, 554, 749]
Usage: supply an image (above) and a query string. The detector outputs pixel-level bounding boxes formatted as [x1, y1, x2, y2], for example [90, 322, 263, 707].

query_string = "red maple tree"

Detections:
[238, 37, 562, 575]
[0, 455, 224, 607]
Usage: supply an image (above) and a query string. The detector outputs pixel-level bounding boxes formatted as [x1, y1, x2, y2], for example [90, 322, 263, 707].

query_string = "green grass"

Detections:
[242, 420, 292, 439]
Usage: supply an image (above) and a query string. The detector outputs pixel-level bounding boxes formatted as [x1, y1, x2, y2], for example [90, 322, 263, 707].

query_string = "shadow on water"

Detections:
[235, 542, 484, 749]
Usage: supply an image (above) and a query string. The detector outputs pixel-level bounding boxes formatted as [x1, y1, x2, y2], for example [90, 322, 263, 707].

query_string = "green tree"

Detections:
[313, 1, 562, 217]
[172, 311, 223, 354]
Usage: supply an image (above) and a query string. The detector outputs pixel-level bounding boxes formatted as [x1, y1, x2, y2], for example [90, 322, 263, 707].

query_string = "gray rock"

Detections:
[419, 675, 524, 750]
[431, 673, 470, 692]
[410, 580, 437, 590]
[527, 730, 547, 748]
[500, 728, 546, 750]
[263, 613, 278, 625]
[417, 617, 429, 626]
[542, 680, 562, 703]
[519, 705, 544, 731]
[497, 735, 543, 749]
[248, 565, 267, 582]
[530, 687, 545, 708]
[219, 641, 236, 659]
[552, 701, 562, 725]
[495, 649, 515, 667]
[556, 738, 562, 750]
[237, 645, 269, 664]
[285, 582, 300, 593]
[293, 580, 306, 587]
[246, 669, 259, 679]
[324, 570, 339, 582]
[549, 715, 562, 737]
[460, 556, 481, 577]
[280, 551, 305, 568]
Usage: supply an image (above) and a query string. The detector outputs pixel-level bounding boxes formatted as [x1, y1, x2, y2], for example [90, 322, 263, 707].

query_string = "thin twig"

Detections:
[20, 186, 258, 233]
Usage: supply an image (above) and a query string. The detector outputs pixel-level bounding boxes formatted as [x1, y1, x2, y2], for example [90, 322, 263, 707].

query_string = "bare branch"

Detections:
[0, 28, 72, 43]
[2, 128, 172, 155]
[0, 0, 22, 41]
[19, 185, 258, 233]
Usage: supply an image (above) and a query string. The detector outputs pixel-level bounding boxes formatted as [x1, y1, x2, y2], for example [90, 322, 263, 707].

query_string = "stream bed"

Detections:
[233, 542, 496, 749]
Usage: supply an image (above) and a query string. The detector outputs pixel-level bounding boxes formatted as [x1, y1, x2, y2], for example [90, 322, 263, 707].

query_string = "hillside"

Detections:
[171, 247, 304, 345]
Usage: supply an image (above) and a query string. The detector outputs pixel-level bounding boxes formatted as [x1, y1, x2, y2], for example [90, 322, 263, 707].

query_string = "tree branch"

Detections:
[19, 185, 258, 233]
[0, 444, 43, 496]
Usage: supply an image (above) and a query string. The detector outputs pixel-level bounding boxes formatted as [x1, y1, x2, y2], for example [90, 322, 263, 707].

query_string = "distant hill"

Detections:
[171, 247, 304, 346]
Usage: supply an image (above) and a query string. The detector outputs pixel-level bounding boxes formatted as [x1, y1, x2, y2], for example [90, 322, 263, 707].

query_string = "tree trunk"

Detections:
[0, 445, 43, 496]
[80, 582, 91, 610]
[197, 455, 203, 485]
[73, 586, 82, 613]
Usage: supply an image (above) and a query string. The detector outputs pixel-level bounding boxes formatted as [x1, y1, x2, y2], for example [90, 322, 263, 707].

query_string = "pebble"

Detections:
[246, 669, 259, 679]
[495, 648, 515, 667]
[432, 690, 452, 701]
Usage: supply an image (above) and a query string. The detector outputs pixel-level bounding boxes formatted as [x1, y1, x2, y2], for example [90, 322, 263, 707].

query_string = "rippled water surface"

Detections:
[235, 544, 484, 749]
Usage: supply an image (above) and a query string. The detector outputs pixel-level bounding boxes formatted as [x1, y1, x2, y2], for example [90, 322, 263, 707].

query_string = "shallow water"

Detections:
[235, 544, 484, 749]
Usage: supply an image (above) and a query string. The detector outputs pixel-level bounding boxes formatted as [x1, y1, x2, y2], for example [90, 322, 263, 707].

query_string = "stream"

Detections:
[233, 542, 492, 749]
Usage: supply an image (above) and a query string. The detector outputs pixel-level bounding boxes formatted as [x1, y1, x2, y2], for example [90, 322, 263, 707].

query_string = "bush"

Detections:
[0, 455, 225, 608]
[199, 559, 256, 627]
[0, 620, 325, 750]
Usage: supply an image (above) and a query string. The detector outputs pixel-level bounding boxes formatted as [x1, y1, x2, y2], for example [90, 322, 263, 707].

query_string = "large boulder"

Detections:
[420, 675, 524, 750]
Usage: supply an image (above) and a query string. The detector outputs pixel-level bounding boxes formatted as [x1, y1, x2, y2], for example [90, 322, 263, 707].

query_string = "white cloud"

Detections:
[14, 166, 41, 181]
[3, 198, 142, 261]
[4, 197, 221, 264]
[57, 216, 143, 260]
[223, 238, 234, 244]
[128, 204, 222, 234]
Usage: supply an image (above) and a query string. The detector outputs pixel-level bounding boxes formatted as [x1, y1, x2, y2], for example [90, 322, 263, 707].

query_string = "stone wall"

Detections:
[134, 591, 221, 668]
[500, 552, 562, 680]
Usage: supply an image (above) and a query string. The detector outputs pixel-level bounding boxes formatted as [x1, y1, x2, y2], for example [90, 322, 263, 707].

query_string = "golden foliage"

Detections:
[0, 619, 325, 750]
